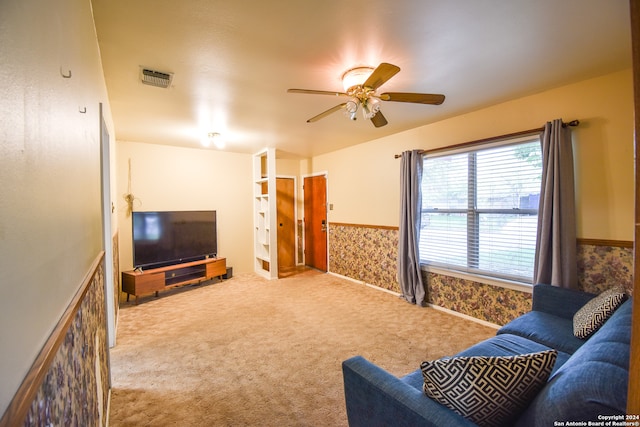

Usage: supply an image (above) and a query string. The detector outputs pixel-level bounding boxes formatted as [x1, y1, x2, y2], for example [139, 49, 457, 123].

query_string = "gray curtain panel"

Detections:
[533, 119, 578, 288]
[398, 150, 426, 305]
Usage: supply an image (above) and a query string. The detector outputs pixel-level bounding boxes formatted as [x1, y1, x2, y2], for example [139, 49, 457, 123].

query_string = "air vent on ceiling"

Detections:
[140, 67, 173, 88]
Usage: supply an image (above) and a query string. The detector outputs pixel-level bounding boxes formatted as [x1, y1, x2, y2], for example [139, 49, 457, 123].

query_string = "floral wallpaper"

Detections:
[423, 271, 532, 325]
[329, 223, 633, 326]
[329, 224, 400, 293]
[21, 259, 110, 427]
[577, 244, 633, 295]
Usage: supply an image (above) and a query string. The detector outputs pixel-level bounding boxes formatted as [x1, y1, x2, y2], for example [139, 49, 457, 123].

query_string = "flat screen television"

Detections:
[132, 210, 217, 269]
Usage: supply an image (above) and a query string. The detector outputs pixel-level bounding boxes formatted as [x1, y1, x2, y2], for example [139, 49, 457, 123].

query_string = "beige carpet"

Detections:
[109, 269, 496, 426]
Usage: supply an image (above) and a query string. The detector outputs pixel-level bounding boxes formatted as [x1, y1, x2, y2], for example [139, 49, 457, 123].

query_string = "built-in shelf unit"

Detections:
[253, 148, 278, 278]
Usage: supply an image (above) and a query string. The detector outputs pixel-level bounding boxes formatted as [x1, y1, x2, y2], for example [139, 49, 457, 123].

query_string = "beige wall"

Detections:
[0, 0, 115, 417]
[276, 157, 302, 177]
[313, 69, 634, 241]
[116, 141, 254, 274]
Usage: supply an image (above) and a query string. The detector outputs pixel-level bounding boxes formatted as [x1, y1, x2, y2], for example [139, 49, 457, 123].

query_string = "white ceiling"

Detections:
[91, 0, 632, 158]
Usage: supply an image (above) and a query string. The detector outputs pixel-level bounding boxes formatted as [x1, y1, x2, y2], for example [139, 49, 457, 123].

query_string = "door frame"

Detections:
[99, 103, 116, 348]
[276, 175, 299, 267]
[302, 171, 329, 271]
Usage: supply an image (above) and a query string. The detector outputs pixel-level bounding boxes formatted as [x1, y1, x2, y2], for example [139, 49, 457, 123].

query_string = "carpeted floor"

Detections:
[108, 269, 496, 426]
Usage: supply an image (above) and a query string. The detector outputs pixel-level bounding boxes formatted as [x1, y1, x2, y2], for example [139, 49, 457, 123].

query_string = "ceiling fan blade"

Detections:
[288, 88, 348, 97]
[379, 92, 445, 105]
[307, 103, 347, 123]
[363, 63, 401, 90]
[370, 111, 388, 128]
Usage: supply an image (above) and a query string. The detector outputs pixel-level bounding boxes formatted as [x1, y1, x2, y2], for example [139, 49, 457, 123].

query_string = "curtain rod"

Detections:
[394, 119, 580, 159]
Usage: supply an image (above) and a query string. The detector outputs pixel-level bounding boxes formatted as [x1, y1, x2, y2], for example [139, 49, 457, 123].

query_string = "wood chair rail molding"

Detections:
[577, 238, 633, 248]
[330, 222, 399, 231]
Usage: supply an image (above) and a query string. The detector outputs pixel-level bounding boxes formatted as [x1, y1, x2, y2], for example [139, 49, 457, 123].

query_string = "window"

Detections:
[419, 136, 542, 283]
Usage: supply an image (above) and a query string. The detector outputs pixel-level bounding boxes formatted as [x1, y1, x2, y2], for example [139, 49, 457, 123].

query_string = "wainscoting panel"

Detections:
[0, 253, 110, 427]
[577, 242, 633, 295]
[329, 223, 633, 325]
[423, 271, 532, 325]
[329, 223, 400, 293]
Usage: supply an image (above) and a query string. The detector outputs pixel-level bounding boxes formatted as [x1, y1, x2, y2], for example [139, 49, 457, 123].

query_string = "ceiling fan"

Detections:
[287, 62, 445, 128]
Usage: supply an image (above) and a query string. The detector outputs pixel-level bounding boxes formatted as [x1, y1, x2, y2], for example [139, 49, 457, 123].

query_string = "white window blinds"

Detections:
[419, 136, 542, 282]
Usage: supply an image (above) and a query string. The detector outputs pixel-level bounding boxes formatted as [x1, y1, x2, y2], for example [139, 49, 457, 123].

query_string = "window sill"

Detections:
[421, 265, 533, 294]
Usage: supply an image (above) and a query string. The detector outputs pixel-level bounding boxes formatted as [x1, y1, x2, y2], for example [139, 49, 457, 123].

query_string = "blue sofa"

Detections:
[342, 284, 632, 426]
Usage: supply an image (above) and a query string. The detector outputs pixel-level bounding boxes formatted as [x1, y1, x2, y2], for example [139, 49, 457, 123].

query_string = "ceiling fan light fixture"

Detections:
[288, 62, 444, 128]
[341, 66, 374, 92]
[363, 97, 381, 119]
[344, 100, 359, 120]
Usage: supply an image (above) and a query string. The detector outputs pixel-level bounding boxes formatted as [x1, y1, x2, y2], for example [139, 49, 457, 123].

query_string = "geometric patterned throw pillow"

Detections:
[573, 286, 627, 339]
[421, 350, 557, 427]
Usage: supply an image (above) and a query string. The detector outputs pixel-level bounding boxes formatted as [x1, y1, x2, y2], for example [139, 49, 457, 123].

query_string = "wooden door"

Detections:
[277, 178, 296, 276]
[304, 175, 327, 271]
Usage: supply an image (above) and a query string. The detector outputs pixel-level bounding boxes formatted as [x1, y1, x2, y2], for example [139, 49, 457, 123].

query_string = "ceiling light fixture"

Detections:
[345, 100, 358, 120]
[204, 132, 224, 149]
[288, 62, 444, 128]
[341, 66, 382, 120]
[341, 66, 374, 92]
[362, 97, 381, 119]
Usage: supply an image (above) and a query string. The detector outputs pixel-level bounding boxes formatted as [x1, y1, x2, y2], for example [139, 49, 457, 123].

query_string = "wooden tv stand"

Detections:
[121, 257, 226, 304]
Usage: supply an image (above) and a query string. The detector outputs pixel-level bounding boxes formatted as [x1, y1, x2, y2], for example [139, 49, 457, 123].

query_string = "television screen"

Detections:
[132, 210, 217, 269]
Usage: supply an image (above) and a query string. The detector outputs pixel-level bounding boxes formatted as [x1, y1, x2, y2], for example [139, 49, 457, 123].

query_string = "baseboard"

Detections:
[328, 272, 400, 296]
[327, 271, 367, 285]
[425, 304, 501, 330]
[328, 271, 501, 330]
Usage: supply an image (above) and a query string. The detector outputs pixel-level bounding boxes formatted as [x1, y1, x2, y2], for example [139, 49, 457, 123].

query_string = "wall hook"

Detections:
[60, 68, 72, 79]
[79, 107, 86, 114]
